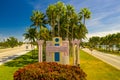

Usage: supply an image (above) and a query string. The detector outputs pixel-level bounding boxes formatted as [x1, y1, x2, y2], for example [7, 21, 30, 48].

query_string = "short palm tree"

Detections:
[39, 27, 50, 41]
[23, 27, 37, 43]
[31, 10, 49, 40]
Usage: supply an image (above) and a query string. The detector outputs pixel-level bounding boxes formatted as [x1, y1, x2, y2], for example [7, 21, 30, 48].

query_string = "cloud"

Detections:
[86, 30, 120, 39]
[84, 0, 120, 36]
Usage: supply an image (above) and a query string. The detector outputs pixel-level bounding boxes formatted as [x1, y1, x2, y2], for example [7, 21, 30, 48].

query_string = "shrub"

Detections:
[14, 62, 87, 80]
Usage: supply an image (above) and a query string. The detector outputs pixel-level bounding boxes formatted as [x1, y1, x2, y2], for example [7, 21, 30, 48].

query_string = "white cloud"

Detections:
[86, 30, 120, 39]
[85, 1, 120, 36]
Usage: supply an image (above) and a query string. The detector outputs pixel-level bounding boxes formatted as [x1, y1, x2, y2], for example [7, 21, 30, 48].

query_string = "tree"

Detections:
[30, 10, 47, 40]
[23, 27, 37, 42]
[46, 5, 57, 37]
[69, 12, 78, 40]
[79, 8, 91, 25]
[31, 10, 47, 28]
[55, 1, 66, 36]
[88, 33, 120, 53]
[18, 41, 23, 47]
[6, 37, 18, 48]
[65, 5, 75, 39]
[46, 2, 91, 40]
[76, 23, 88, 40]
[39, 27, 51, 41]
[89, 36, 100, 48]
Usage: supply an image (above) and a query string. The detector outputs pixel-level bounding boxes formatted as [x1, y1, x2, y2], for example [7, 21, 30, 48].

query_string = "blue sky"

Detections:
[0, 0, 120, 41]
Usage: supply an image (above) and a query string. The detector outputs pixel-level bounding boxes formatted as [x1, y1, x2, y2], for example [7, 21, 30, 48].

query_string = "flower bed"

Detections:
[14, 62, 86, 80]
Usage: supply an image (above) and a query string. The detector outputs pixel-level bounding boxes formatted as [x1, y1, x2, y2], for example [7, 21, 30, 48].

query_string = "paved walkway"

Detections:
[0, 45, 31, 65]
[82, 48, 120, 70]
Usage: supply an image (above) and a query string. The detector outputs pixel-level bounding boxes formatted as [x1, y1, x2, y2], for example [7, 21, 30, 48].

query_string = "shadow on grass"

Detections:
[4, 50, 38, 67]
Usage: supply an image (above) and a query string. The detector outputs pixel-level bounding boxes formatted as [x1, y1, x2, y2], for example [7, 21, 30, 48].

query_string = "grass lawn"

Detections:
[97, 49, 120, 56]
[79, 50, 120, 80]
[0, 50, 38, 80]
[0, 50, 120, 80]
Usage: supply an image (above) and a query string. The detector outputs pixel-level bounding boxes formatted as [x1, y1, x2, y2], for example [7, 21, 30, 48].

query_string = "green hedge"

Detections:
[14, 62, 86, 80]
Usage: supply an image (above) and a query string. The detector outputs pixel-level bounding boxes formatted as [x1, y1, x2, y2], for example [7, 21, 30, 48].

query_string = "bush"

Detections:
[14, 62, 87, 80]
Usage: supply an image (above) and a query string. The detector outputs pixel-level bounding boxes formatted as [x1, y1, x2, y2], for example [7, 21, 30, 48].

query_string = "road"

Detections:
[0, 44, 32, 65]
[82, 48, 120, 70]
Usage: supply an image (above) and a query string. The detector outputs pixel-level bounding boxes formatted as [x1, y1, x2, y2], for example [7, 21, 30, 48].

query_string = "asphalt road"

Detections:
[82, 48, 120, 70]
[0, 44, 31, 65]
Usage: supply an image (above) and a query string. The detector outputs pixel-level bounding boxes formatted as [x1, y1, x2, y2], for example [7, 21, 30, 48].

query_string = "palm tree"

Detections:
[39, 27, 50, 41]
[69, 12, 78, 40]
[89, 36, 100, 48]
[23, 27, 38, 58]
[23, 27, 37, 43]
[79, 8, 91, 25]
[31, 10, 49, 40]
[76, 23, 88, 40]
[55, 1, 66, 36]
[65, 5, 75, 39]
[30, 10, 47, 34]
[46, 4, 57, 37]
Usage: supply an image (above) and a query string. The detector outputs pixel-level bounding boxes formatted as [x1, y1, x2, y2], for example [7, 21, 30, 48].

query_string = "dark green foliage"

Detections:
[6, 37, 18, 48]
[14, 62, 87, 80]
[0, 37, 20, 48]
[87, 33, 120, 54]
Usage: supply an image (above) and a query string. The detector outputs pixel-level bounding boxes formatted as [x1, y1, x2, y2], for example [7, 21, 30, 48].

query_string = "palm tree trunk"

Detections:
[72, 25, 73, 40]
[53, 25, 54, 37]
[58, 21, 60, 37]
[66, 15, 69, 40]
[58, 16, 60, 37]
[51, 16, 53, 38]
[53, 20, 55, 37]
[67, 25, 69, 40]
[83, 17, 85, 25]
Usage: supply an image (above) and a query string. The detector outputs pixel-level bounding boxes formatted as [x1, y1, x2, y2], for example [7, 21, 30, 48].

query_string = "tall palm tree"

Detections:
[55, 1, 66, 36]
[79, 8, 91, 25]
[46, 4, 57, 37]
[69, 12, 78, 40]
[65, 5, 75, 39]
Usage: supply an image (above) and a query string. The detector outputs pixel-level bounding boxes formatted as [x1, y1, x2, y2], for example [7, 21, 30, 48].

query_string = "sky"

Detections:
[0, 0, 120, 41]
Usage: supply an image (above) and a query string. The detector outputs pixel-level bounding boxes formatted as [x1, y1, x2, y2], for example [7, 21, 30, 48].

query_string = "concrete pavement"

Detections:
[82, 48, 120, 70]
[0, 44, 32, 65]
[0, 51, 29, 65]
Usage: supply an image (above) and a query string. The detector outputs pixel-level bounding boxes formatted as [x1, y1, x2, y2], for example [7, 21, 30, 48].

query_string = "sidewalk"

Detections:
[0, 51, 30, 65]
[82, 48, 120, 70]
[0, 44, 32, 65]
